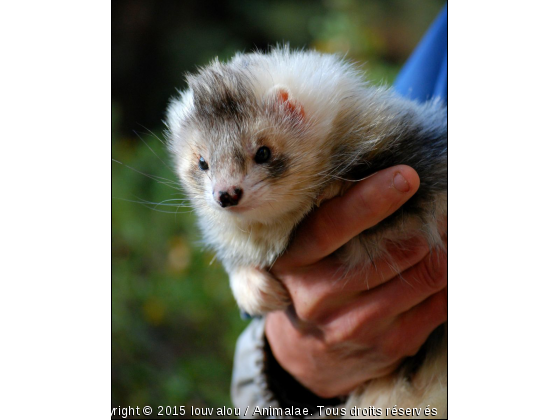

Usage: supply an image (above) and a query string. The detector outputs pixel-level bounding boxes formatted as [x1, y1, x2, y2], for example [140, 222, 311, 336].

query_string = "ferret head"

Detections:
[166, 62, 334, 225]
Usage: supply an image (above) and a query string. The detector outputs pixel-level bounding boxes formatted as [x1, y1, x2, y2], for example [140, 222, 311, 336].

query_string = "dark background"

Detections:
[111, 0, 445, 417]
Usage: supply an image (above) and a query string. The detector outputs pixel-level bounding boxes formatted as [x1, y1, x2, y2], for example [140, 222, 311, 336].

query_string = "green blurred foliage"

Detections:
[112, 0, 444, 417]
[112, 125, 248, 410]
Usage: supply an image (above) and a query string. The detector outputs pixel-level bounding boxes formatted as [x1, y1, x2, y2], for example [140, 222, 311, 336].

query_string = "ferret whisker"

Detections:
[115, 198, 193, 214]
[114, 197, 193, 209]
[137, 123, 166, 146]
[112, 159, 184, 191]
[133, 130, 176, 174]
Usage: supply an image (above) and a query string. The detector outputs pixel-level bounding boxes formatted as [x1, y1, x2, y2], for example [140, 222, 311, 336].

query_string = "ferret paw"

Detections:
[229, 266, 291, 316]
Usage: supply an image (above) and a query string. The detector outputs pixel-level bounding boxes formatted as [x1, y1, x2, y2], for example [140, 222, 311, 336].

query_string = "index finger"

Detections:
[275, 165, 420, 269]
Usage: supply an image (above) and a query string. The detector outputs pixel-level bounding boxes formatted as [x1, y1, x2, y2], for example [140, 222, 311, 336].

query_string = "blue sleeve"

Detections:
[393, 4, 447, 103]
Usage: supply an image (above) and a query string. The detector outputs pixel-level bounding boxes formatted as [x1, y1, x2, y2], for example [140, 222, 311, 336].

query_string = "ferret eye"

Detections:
[198, 156, 209, 170]
[255, 146, 271, 164]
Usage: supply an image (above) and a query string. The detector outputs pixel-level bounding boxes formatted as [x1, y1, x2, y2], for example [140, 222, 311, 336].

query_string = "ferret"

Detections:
[165, 48, 447, 419]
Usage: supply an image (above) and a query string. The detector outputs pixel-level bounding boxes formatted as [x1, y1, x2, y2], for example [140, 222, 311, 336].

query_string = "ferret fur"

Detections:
[166, 48, 447, 418]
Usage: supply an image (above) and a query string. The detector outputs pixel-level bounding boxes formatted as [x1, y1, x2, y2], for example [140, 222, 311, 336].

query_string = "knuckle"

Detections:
[348, 183, 385, 227]
[323, 319, 355, 349]
[416, 252, 447, 291]
[353, 188, 374, 216]
[294, 299, 323, 325]
[322, 308, 371, 349]
[361, 301, 389, 325]
[324, 329, 347, 349]
[285, 275, 336, 325]
[388, 236, 430, 265]
[358, 189, 393, 225]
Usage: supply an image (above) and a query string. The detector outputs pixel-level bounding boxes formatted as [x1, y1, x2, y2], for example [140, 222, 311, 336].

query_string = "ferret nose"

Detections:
[217, 187, 243, 208]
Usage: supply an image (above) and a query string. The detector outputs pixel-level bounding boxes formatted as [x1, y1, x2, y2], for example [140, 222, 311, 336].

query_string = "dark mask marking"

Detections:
[266, 154, 289, 179]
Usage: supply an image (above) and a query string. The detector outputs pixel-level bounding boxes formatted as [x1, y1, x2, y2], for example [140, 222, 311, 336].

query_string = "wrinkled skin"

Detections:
[266, 165, 448, 398]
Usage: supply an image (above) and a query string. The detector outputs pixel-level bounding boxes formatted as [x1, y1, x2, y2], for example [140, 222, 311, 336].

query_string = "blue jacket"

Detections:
[394, 4, 447, 103]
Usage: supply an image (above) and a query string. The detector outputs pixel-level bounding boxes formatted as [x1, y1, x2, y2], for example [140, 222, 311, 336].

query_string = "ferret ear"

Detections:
[267, 85, 305, 120]
[165, 89, 194, 135]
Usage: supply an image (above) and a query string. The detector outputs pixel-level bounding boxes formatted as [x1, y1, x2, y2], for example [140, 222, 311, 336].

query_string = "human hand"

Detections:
[266, 165, 447, 398]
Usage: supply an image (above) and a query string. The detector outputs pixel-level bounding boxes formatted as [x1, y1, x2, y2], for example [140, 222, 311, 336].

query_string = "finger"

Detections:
[324, 250, 447, 335]
[383, 287, 447, 359]
[275, 165, 420, 269]
[265, 310, 397, 399]
[282, 235, 431, 293]
[276, 237, 432, 324]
